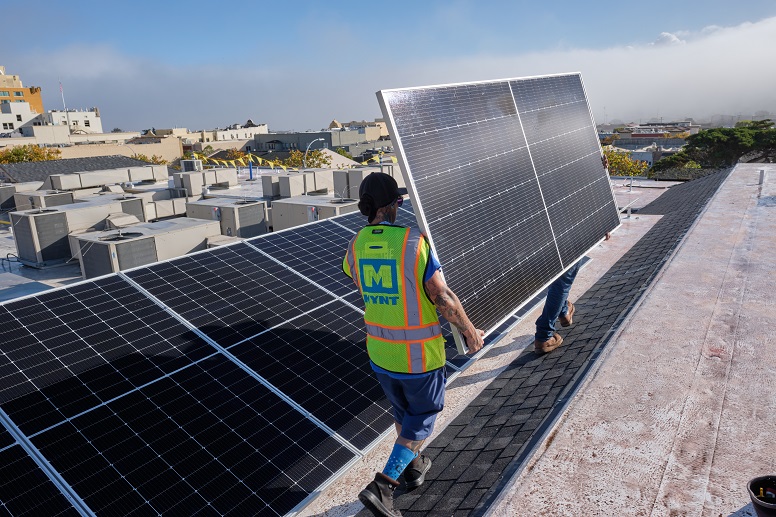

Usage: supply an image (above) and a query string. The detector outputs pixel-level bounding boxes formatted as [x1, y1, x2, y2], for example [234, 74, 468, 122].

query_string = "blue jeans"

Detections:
[535, 261, 580, 341]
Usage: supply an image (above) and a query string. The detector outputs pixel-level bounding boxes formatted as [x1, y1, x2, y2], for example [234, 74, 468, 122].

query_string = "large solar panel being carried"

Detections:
[377, 73, 620, 352]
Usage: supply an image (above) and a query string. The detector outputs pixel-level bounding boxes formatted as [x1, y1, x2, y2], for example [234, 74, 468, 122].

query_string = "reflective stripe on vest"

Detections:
[344, 225, 445, 373]
[364, 322, 441, 342]
[368, 335, 436, 374]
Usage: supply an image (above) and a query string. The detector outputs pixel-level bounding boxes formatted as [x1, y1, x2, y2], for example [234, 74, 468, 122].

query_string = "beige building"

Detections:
[58, 137, 183, 162]
[0, 65, 44, 114]
[329, 118, 389, 138]
[184, 121, 269, 144]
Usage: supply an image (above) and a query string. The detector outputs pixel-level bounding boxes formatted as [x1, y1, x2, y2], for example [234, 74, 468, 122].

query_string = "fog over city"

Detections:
[8, 14, 775, 131]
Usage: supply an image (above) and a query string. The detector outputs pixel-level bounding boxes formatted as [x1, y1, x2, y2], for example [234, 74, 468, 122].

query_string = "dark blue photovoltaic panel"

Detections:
[0, 276, 214, 435]
[247, 220, 359, 302]
[331, 210, 363, 233]
[0, 427, 13, 450]
[0, 444, 80, 516]
[126, 243, 335, 347]
[30, 354, 355, 517]
[229, 299, 392, 451]
[378, 74, 619, 336]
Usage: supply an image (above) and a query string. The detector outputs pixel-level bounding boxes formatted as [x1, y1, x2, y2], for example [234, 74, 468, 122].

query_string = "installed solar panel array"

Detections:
[378, 73, 620, 346]
[0, 197, 537, 516]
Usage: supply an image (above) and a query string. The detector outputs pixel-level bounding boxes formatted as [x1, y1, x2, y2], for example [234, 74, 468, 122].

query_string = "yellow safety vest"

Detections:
[343, 225, 446, 373]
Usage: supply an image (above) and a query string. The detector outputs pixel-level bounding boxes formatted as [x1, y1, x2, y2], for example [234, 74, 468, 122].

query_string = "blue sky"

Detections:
[3, 1, 775, 131]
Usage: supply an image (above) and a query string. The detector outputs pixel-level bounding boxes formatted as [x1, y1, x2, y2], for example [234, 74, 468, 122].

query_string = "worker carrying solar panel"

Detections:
[342, 172, 484, 517]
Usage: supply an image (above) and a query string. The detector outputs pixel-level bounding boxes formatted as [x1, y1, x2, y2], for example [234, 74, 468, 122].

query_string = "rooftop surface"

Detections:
[0, 165, 772, 515]
[303, 163, 775, 516]
[0, 155, 154, 183]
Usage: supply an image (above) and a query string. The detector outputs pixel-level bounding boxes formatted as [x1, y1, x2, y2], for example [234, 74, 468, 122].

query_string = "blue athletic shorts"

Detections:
[374, 367, 446, 441]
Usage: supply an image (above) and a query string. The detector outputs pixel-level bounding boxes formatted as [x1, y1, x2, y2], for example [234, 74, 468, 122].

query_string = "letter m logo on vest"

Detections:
[359, 259, 399, 295]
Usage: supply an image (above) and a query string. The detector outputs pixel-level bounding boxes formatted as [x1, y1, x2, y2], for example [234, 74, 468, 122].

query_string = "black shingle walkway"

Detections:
[357, 169, 733, 516]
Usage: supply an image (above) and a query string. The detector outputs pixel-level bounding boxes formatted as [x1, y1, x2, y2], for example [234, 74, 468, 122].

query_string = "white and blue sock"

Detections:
[382, 444, 418, 481]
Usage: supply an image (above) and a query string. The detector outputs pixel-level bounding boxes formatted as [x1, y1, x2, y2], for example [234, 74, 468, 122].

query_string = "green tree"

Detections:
[0, 144, 61, 163]
[734, 119, 774, 130]
[132, 153, 168, 165]
[651, 151, 693, 172]
[603, 147, 648, 177]
[334, 147, 352, 160]
[281, 149, 332, 168]
[670, 121, 776, 167]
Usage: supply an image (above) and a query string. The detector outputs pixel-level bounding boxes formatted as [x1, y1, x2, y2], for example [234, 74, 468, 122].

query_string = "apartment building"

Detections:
[0, 65, 44, 114]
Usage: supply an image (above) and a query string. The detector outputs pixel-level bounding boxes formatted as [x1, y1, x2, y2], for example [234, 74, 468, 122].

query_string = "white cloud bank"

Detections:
[18, 16, 776, 131]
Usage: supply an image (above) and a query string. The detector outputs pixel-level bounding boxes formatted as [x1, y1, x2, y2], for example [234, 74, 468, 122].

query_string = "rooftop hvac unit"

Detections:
[13, 190, 75, 211]
[333, 168, 375, 199]
[181, 159, 203, 172]
[10, 209, 71, 267]
[261, 174, 280, 197]
[0, 184, 15, 210]
[173, 168, 237, 196]
[74, 218, 221, 279]
[185, 198, 268, 238]
[79, 231, 156, 279]
[11, 197, 149, 268]
[270, 195, 359, 231]
[116, 196, 145, 221]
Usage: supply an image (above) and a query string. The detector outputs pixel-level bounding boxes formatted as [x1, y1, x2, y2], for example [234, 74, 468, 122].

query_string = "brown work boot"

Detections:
[534, 332, 564, 354]
[358, 472, 402, 516]
[558, 301, 575, 327]
[403, 455, 432, 489]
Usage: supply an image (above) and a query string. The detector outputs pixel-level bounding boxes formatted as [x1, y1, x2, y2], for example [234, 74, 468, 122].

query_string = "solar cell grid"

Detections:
[30, 354, 355, 517]
[330, 210, 362, 232]
[126, 243, 334, 347]
[0, 276, 214, 436]
[509, 74, 585, 113]
[228, 299, 392, 451]
[247, 220, 358, 299]
[518, 101, 593, 145]
[379, 74, 619, 339]
[0, 444, 81, 516]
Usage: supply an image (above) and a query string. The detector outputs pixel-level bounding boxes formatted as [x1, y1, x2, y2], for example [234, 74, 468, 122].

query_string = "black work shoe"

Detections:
[403, 455, 432, 489]
[534, 332, 564, 354]
[358, 472, 401, 517]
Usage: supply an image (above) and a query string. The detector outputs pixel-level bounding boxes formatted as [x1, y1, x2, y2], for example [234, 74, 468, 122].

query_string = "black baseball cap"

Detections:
[358, 172, 400, 219]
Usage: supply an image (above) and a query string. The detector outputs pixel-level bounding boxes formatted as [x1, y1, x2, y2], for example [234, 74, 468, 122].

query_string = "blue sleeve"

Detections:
[424, 245, 441, 283]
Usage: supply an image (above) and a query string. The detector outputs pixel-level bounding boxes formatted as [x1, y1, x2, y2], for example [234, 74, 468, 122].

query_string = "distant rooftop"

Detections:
[0, 155, 160, 183]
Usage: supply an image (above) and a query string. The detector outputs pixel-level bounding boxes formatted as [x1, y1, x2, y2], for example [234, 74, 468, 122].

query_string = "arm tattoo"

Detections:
[434, 287, 472, 337]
